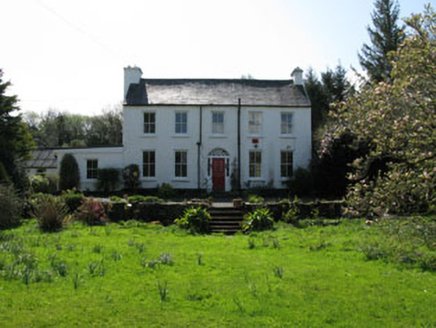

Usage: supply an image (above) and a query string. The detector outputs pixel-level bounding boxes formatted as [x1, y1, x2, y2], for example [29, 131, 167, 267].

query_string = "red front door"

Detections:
[212, 158, 225, 191]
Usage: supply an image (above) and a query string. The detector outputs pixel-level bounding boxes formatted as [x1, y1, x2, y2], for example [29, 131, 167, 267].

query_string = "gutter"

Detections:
[197, 106, 203, 190]
[237, 98, 242, 192]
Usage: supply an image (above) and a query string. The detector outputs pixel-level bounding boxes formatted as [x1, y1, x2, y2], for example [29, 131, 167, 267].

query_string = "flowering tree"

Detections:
[333, 6, 436, 216]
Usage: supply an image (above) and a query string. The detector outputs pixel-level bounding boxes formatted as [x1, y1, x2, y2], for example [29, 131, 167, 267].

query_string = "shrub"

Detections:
[243, 208, 274, 233]
[29, 174, 58, 194]
[75, 198, 108, 225]
[32, 194, 68, 232]
[175, 206, 211, 234]
[286, 168, 314, 197]
[157, 183, 175, 200]
[127, 195, 163, 203]
[312, 130, 369, 198]
[110, 195, 125, 203]
[247, 194, 264, 204]
[97, 168, 120, 192]
[0, 162, 11, 184]
[59, 154, 80, 191]
[122, 164, 140, 190]
[282, 201, 300, 225]
[0, 184, 23, 230]
[61, 189, 84, 213]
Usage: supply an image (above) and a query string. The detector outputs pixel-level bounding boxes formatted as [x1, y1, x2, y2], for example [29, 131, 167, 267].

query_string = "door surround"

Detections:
[207, 148, 229, 191]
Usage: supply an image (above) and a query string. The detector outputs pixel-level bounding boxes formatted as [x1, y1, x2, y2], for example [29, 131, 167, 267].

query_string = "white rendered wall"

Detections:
[123, 105, 311, 191]
[55, 147, 123, 191]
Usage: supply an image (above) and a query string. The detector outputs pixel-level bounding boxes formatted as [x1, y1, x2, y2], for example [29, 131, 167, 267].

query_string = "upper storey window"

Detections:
[281, 112, 293, 135]
[248, 112, 262, 135]
[144, 112, 156, 134]
[175, 112, 188, 134]
[212, 112, 224, 134]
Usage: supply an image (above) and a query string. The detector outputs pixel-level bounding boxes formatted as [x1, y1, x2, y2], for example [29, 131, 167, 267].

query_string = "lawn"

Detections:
[1, 219, 436, 327]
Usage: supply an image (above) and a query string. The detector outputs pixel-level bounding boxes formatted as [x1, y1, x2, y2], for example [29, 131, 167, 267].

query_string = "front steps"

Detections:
[209, 206, 244, 234]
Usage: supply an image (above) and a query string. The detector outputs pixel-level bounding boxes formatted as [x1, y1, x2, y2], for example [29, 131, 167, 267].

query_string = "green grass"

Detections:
[1, 219, 436, 327]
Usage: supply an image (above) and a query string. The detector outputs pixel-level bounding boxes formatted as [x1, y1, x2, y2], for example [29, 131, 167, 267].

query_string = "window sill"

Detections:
[173, 134, 190, 138]
[210, 134, 226, 138]
[172, 178, 190, 182]
[141, 177, 157, 181]
[279, 134, 296, 139]
[247, 134, 262, 138]
[248, 178, 265, 181]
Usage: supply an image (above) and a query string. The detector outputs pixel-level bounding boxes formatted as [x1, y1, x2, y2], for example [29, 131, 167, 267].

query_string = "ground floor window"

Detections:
[143, 151, 156, 177]
[87, 159, 98, 179]
[280, 151, 293, 178]
[175, 151, 187, 178]
[249, 151, 262, 178]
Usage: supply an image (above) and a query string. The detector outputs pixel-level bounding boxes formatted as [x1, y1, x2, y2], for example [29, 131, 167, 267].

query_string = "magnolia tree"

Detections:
[333, 6, 436, 216]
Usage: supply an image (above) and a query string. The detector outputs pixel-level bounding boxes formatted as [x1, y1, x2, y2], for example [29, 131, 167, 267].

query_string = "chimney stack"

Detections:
[291, 67, 304, 86]
[124, 66, 143, 101]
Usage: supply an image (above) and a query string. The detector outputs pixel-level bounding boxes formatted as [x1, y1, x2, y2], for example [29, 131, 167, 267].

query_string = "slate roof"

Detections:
[126, 79, 310, 107]
[25, 149, 57, 169]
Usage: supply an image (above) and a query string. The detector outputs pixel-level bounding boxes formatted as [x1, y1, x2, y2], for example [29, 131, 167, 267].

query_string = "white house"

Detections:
[55, 66, 311, 192]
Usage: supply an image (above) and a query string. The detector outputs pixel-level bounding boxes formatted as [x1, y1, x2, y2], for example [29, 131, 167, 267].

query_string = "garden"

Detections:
[1, 182, 436, 326]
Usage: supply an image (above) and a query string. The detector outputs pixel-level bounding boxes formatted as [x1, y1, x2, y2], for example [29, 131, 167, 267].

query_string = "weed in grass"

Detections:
[73, 272, 81, 290]
[98, 259, 105, 276]
[147, 260, 160, 269]
[244, 274, 258, 297]
[187, 292, 212, 301]
[51, 258, 68, 277]
[93, 245, 103, 254]
[140, 256, 147, 268]
[47, 253, 57, 267]
[111, 250, 122, 261]
[157, 280, 168, 303]
[16, 254, 37, 270]
[197, 253, 203, 265]
[233, 297, 245, 314]
[88, 261, 99, 275]
[2, 242, 24, 256]
[420, 255, 436, 272]
[309, 240, 331, 252]
[272, 237, 281, 249]
[136, 243, 145, 253]
[66, 244, 76, 252]
[22, 267, 31, 285]
[273, 266, 284, 279]
[262, 237, 269, 247]
[248, 238, 256, 249]
[44, 269, 53, 283]
[266, 274, 272, 292]
[33, 269, 44, 283]
[360, 244, 389, 261]
[56, 243, 63, 251]
[104, 226, 111, 236]
[127, 239, 135, 247]
[159, 252, 173, 266]
[0, 258, 5, 270]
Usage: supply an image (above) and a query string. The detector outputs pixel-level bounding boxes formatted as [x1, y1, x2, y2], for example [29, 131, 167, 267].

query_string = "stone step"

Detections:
[209, 206, 244, 234]
[210, 221, 242, 226]
[210, 216, 243, 221]
[211, 228, 241, 234]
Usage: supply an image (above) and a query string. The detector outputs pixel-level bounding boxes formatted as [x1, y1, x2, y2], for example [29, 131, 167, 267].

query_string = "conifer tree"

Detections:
[359, 0, 405, 83]
[0, 69, 34, 187]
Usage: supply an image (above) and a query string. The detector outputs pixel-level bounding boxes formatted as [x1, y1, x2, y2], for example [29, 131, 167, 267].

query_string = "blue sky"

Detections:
[1, 0, 433, 115]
